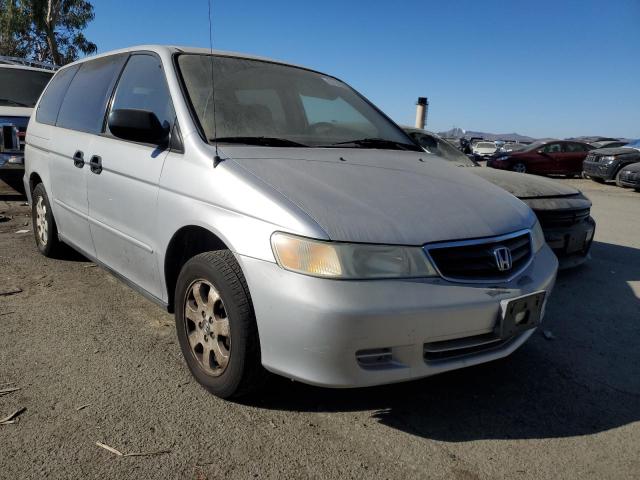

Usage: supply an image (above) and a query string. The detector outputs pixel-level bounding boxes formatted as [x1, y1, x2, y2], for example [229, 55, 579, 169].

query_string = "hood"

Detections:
[592, 147, 640, 156]
[622, 161, 640, 173]
[471, 168, 579, 199]
[223, 146, 535, 245]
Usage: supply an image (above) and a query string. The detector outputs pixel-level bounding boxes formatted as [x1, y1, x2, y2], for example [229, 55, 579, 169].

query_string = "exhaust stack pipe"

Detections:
[415, 97, 428, 129]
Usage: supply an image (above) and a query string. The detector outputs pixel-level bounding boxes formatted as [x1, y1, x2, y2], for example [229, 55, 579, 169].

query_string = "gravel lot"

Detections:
[1, 175, 638, 479]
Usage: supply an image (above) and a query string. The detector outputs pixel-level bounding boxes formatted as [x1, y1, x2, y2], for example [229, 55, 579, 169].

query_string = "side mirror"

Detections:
[108, 109, 169, 145]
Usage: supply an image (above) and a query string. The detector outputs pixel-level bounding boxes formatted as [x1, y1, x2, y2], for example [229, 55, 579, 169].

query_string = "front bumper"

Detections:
[583, 160, 617, 180]
[237, 244, 558, 388]
[541, 216, 595, 269]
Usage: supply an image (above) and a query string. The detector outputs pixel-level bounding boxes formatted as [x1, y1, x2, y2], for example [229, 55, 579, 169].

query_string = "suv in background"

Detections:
[25, 45, 557, 398]
[0, 57, 55, 189]
[583, 139, 640, 185]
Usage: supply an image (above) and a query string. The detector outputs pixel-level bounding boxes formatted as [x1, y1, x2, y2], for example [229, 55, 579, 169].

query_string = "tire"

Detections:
[175, 250, 267, 398]
[512, 162, 526, 173]
[31, 183, 61, 257]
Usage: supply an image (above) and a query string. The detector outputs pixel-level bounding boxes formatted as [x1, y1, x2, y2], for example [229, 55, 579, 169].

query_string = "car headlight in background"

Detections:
[531, 220, 546, 253]
[271, 232, 438, 279]
[600, 155, 616, 165]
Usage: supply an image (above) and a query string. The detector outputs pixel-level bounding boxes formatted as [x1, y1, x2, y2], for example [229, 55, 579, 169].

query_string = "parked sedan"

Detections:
[583, 139, 640, 185]
[471, 141, 497, 161]
[405, 128, 596, 268]
[617, 162, 640, 190]
[488, 140, 594, 176]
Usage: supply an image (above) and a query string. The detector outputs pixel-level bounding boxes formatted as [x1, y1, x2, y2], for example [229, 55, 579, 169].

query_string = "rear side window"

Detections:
[57, 54, 127, 134]
[36, 65, 79, 126]
[108, 54, 175, 133]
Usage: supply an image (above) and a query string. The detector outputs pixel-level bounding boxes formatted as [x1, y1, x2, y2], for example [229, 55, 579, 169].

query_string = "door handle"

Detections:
[73, 150, 84, 168]
[89, 155, 102, 174]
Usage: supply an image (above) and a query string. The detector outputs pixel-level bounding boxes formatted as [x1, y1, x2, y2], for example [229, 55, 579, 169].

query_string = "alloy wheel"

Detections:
[35, 196, 48, 246]
[184, 279, 231, 376]
[513, 163, 526, 173]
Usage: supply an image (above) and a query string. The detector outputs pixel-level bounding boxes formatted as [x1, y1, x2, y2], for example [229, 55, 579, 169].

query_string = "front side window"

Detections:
[108, 54, 175, 135]
[542, 143, 562, 153]
[177, 54, 417, 150]
[56, 54, 127, 134]
[0, 67, 53, 108]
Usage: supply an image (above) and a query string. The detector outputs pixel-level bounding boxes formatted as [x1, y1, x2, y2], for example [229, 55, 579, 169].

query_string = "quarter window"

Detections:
[108, 54, 175, 134]
[56, 54, 127, 134]
[35, 65, 79, 126]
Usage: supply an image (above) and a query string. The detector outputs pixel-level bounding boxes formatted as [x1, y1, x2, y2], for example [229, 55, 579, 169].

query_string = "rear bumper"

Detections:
[237, 245, 558, 388]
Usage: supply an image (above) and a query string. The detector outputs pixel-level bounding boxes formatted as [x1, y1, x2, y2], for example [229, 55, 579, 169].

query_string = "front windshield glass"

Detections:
[0, 68, 53, 107]
[476, 142, 495, 149]
[177, 54, 419, 150]
[407, 130, 475, 166]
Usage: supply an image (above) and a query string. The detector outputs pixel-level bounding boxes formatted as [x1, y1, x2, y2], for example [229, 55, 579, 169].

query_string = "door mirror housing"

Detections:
[108, 109, 169, 145]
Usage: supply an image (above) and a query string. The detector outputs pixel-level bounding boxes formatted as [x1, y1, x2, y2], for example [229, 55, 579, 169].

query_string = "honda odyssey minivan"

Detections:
[25, 45, 558, 398]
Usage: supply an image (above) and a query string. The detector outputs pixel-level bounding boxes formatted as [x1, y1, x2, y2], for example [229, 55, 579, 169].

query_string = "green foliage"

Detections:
[0, 0, 97, 65]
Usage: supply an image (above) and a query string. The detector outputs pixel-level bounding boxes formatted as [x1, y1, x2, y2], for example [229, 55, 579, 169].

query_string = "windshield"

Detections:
[406, 129, 475, 166]
[0, 67, 53, 107]
[476, 142, 495, 149]
[177, 54, 418, 150]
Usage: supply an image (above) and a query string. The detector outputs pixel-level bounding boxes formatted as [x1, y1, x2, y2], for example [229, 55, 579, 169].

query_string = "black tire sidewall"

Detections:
[31, 184, 57, 256]
[174, 252, 255, 398]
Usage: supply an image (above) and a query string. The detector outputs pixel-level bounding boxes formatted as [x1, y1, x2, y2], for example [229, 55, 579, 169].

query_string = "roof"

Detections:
[61, 45, 313, 72]
[0, 56, 57, 72]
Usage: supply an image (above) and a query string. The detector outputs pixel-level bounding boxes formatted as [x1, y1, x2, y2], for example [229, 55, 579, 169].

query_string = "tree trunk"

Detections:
[44, 0, 61, 65]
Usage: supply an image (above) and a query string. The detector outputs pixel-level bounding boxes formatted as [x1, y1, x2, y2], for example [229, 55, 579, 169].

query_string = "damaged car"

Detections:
[26, 46, 558, 398]
[583, 139, 640, 185]
[405, 128, 595, 269]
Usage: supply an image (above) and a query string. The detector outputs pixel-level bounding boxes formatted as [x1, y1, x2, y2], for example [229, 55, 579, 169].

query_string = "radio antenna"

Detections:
[207, 0, 222, 167]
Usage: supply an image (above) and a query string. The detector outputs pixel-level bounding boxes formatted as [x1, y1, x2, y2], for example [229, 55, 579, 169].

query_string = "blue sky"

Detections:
[85, 0, 640, 139]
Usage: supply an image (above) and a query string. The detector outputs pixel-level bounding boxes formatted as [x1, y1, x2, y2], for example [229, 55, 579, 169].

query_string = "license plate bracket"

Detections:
[498, 291, 546, 339]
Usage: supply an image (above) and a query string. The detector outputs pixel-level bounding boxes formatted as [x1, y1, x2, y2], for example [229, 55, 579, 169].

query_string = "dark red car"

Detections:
[487, 140, 594, 176]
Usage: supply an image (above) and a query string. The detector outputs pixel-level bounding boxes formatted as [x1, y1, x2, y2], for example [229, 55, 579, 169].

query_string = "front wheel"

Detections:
[175, 250, 267, 398]
[512, 162, 527, 173]
[31, 183, 62, 257]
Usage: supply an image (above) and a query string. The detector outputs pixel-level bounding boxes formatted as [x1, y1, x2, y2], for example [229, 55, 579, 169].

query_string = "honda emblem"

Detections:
[493, 246, 512, 271]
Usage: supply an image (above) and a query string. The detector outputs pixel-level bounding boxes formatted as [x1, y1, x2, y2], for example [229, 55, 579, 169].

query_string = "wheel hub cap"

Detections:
[35, 196, 48, 246]
[184, 280, 231, 376]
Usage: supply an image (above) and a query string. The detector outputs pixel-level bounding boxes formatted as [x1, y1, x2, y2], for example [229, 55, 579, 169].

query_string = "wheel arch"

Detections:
[164, 225, 230, 313]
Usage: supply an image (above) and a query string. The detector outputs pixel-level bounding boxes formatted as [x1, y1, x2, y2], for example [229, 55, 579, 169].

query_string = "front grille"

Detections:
[585, 153, 599, 163]
[535, 207, 590, 228]
[425, 231, 532, 282]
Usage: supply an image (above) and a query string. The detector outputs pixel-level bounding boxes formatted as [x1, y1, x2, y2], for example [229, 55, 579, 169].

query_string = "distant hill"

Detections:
[438, 128, 536, 142]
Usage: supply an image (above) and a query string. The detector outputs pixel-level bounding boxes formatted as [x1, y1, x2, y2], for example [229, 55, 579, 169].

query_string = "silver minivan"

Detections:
[25, 45, 558, 398]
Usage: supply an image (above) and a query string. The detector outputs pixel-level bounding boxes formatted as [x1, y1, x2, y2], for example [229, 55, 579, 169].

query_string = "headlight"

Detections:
[531, 219, 546, 253]
[600, 155, 616, 164]
[271, 232, 438, 279]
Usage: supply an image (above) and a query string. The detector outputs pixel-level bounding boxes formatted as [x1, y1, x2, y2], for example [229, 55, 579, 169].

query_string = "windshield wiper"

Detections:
[0, 98, 31, 107]
[212, 136, 308, 147]
[320, 138, 419, 151]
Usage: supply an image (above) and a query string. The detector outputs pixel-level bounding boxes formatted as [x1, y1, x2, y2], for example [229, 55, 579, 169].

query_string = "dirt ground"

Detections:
[0, 174, 638, 479]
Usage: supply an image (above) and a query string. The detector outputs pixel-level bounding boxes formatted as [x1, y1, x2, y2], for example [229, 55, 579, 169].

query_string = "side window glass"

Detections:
[109, 54, 175, 134]
[543, 143, 562, 153]
[57, 54, 127, 134]
[35, 65, 80, 126]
